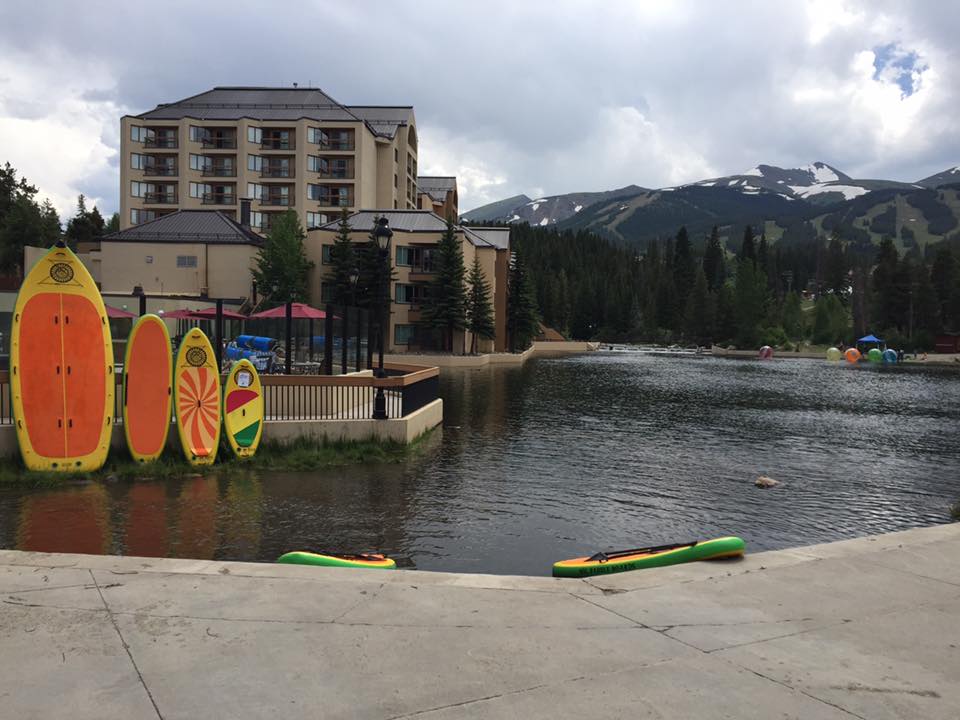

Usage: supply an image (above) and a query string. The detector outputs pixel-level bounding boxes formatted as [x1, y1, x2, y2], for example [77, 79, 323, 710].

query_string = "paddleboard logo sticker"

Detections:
[236, 370, 252, 388]
[49, 263, 74, 284]
[186, 346, 207, 367]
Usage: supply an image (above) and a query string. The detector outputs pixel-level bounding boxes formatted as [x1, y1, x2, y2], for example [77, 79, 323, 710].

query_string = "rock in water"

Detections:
[755, 476, 779, 488]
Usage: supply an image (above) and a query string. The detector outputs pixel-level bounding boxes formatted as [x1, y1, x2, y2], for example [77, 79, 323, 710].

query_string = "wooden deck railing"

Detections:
[0, 363, 439, 425]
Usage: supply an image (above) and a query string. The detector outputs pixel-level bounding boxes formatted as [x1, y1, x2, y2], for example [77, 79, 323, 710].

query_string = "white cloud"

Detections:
[0, 49, 125, 218]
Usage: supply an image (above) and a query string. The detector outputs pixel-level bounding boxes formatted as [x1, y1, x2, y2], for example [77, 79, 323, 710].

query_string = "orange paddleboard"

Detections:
[123, 314, 172, 462]
[11, 242, 114, 471]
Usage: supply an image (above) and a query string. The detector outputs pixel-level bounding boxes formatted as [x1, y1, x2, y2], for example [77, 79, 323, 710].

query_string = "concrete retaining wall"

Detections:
[385, 341, 596, 369]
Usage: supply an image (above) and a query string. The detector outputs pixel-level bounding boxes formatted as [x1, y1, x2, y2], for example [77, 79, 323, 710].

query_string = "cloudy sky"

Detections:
[0, 0, 958, 217]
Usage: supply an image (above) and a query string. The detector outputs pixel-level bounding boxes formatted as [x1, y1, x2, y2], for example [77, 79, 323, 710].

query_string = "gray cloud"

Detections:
[0, 0, 958, 216]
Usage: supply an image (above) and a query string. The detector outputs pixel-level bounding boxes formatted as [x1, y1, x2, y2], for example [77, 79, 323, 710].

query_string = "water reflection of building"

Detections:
[123, 483, 169, 557]
[16, 485, 110, 555]
[171, 476, 219, 559]
[219, 474, 263, 558]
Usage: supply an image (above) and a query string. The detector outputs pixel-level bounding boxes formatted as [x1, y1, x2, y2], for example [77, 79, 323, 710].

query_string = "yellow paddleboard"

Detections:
[11, 242, 114, 471]
[173, 328, 221, 465]
[223, 359, 264, 458]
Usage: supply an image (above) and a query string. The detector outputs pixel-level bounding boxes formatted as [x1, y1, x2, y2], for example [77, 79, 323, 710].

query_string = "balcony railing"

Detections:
[201, 137, 237, 149]
[144, 136, 178, 149]
[261, 138, 295, 150]
[318, 168, 354, 179]
[261, 195, 293, 207]
[314, 195, 354, 208]
[202, 193, 236, 205]
[261, 166, 295, 178]
[202, 165, 237, 177]
[320, 140, 354, 151]
[143, 192, 178, 204]
[144, 165, 177, 177]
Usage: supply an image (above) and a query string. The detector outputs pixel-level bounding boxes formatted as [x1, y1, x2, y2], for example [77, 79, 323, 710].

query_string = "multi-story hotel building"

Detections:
[120, 86, 426, 233]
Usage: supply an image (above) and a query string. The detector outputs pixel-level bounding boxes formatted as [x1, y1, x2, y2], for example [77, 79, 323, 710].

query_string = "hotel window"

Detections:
[307, 127, 321, 144]
[395, 283, 427, 304]
[250, 211, 263, 229]
[130, 126, 148, 142]
[394, 148, 399, 163]
[246, 183, 263, 200]
[130, 181, 148, 197]
[247, 126, 262, 144]
[131, 153, 145, 170]
[306, 212, 327, 229]
[189, 126, 204, 143]
[176, 255, 198, 268]
[319, 282, 335, 304]
[394, 173, 398, 188]
[247, 154, 262, 172]
[321, 245, 334, 264]
[189, 182, 202, 199]
[189, 154, 204, 171]
[307, 155, 326, 173]
[130, 208, 157, 225]
[394, 324, 415, 345]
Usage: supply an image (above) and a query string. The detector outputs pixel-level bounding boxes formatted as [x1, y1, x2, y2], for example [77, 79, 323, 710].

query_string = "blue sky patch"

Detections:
[873, 43, 926, 97]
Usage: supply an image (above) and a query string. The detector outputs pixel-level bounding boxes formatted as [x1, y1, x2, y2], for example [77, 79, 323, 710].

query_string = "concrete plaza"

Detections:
[2, 523, 958, 719]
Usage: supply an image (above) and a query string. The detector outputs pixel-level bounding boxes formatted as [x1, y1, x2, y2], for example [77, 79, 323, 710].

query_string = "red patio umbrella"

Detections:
[188, 307, 248, 320]
[157, 309, 197, 319]
[105, 305, 137, 319]
[250, 302, 327, 320]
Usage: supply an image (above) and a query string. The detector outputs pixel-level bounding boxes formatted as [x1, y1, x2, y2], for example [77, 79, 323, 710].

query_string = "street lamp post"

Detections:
[372, 217, 393, 420]
[349, 268, 360, 372]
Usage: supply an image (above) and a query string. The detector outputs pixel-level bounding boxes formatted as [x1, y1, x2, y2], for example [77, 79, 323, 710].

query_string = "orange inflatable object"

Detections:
[11, 243, 114, 471]
[123, 314, 172, 463]
[845, 348, 861, 364]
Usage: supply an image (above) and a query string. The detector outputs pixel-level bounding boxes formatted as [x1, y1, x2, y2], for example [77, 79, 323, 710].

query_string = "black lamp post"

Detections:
[372, 217, 393, 419]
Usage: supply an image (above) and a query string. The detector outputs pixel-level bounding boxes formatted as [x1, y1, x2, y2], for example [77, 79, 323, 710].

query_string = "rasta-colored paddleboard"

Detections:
[552, 536, 745, 578]
[174, 328, 221, 465]
[11, 242, 114, 472]
[223, 358, 263, 458]
[123, 314, 172, 463]
[277, 551, 396, 570]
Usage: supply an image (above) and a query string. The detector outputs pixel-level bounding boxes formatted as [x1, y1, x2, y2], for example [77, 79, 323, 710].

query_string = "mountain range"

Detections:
[462, 162, 960, 252]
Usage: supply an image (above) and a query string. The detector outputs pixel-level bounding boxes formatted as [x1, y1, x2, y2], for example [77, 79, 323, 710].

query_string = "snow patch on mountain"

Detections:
[574, 205, 583, 213]
[789, 184, 869, 200]
[801, 163, 839, 183]
[743, 167, 763, 176]
[539, 218, 549, 226]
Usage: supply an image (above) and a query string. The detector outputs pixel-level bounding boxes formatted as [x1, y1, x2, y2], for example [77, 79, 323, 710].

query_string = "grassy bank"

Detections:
[0, 431, 435, 487]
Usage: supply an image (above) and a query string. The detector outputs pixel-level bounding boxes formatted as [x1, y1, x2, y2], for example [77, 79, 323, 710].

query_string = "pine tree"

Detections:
[0, 164, 60, 274]
[757, 232, 770, 279]
[64, 194, 105, 248]
[252, 209, 313, 304]
[507, 246, 540, 351]
[673, 226, 696, 313]
[740, 225, 756, 265]
[424, 215, 468, 352]
[105, 212, 120, 234]
[328, 208, 357, 306]
[702, 226, 725, 291]
[825, 232, 848, 300]
[466, 257, 495, 353]
[684, 267, 713, 344]
[734, 258, 767, 347]
[871, 237, 900, 331]
[930, 245, 958, 330]
[781, 291, 803, 340]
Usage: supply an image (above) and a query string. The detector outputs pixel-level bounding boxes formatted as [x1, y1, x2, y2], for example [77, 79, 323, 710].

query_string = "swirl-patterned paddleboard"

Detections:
[11, 242, 114, 471]
[174, 328, 221, 466]
[223, 359, 264, 458]
[123, 314, 172, 463]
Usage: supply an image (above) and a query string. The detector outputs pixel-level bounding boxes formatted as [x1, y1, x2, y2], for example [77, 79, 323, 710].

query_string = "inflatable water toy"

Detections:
[223, 358, 264, 458]
[867, 347, 883, 363]
[277, 551, 397, 569]
[123, 314, 172, 463]
[174, 328, 221, 465]
[882, 348, 898, 365]
[826, 347, 841, 362]
[758, 345, 773, 360]
[844, 348, 861, 364]
[11, 242, 114, 471]
[552, 536, 746, 578]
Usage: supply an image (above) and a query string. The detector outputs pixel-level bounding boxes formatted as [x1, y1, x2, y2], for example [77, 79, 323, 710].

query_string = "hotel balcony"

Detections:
[260, 194, 293, 207]
[261, 134, 295, 151]
[201, 132, 237, 150]
[144, 133, 178, 149]
[143, 191, 178, 205]
[261, 163, 295, 179]
[202, 192, 236, 205]
[201, 163, 237, 177]
[316, 159, 354, 180]
[143, 162, 178, 177]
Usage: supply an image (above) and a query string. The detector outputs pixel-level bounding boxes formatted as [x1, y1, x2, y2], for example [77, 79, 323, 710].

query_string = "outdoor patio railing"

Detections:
[0, 363, 439, 426]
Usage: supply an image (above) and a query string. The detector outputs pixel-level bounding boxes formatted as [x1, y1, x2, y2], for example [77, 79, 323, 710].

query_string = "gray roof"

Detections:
[417, 176, 457, 203]
[312, 210, 493, 247]
[102, 210, 263, 245]
[463, 226, 510, 250]
[135, 87, 413, 138]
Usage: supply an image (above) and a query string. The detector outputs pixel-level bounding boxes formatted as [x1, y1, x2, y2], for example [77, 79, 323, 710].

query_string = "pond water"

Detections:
[1, 353, 958, 576]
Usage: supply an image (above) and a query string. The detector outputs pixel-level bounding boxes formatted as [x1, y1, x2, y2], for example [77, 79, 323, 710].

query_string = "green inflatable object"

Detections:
[552, 536, 745, 578]
[277, 550, 396, 570]
[867, 347, 883, 363]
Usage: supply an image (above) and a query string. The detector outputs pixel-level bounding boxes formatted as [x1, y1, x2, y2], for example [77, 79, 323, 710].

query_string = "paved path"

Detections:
[2, 524, 959, 719]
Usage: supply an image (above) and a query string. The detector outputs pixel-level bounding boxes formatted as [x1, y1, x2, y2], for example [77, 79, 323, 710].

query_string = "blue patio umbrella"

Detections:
[857, 334, 883, 344]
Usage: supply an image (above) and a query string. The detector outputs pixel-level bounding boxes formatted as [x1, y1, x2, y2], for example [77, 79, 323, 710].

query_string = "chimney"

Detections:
[240, 198, 251, 228]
